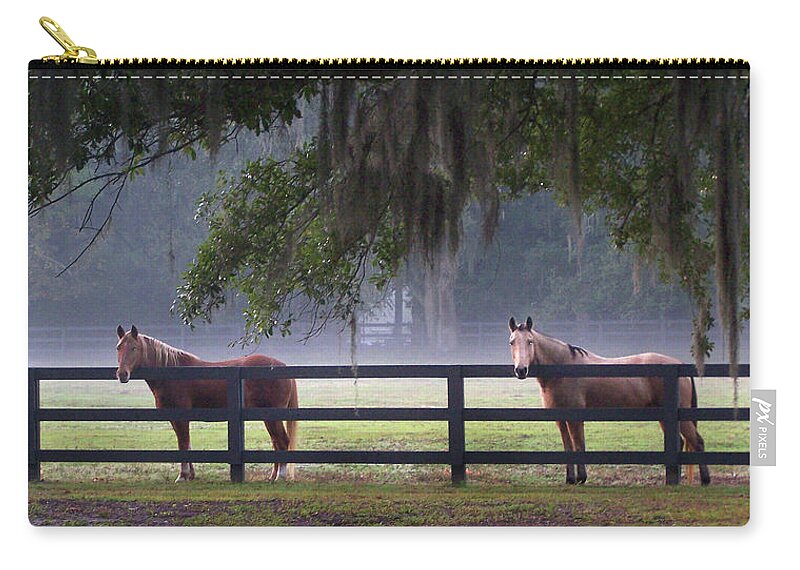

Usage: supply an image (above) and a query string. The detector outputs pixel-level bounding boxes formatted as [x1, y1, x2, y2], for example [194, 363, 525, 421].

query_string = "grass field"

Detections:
[30, 375, 750, 525]
[28, 481, 749, 526]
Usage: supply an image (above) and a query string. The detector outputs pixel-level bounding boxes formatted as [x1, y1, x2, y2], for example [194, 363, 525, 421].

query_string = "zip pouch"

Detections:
[28, 16, 751, 527]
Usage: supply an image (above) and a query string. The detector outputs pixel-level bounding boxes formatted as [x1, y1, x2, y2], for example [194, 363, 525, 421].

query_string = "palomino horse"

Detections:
[115, 325, 298, 482]
[508, 316, 710, 485]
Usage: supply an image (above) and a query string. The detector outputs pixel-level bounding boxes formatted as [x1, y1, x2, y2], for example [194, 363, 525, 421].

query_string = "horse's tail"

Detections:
[283, 379, 299, 481]
[686, 376, 698, 484]
[286, 379, 299, 451]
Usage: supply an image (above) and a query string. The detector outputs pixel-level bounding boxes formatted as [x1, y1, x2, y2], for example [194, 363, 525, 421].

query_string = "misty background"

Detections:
[28, 129, 748, 368]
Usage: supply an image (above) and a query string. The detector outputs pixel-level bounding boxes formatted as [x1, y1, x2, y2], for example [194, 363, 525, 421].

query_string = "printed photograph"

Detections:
[28, 63, 750, 525]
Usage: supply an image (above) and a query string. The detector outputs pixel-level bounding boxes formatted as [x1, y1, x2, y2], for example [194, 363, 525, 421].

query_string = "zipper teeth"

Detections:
[90, 57, 749, 68]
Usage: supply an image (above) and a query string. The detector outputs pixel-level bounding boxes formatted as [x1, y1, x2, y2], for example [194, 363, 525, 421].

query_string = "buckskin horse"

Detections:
[508, 316, 710, 485]
[115, 325, 298, 482]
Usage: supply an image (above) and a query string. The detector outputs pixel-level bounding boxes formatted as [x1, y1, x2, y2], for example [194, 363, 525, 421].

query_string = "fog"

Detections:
[28, 318, 749, 368]
[29, 139, 749, 370]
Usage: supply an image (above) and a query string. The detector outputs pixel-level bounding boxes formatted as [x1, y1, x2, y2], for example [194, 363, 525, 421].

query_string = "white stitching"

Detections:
[29, 74, 750, 80]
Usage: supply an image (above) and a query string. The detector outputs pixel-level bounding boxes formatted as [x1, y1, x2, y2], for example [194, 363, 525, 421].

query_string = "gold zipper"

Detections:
[39, 17, 98, 65]
[36, 16, 748, 70]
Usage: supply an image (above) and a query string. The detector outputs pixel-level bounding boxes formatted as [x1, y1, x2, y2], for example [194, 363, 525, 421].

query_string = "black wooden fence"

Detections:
[29, 363, 750, 485]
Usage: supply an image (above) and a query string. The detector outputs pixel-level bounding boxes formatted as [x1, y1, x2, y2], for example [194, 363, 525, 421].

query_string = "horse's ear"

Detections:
[508, 317, 517, 332]
[130, 325, 138, 339]
[117, 325, 125, 339]
[526, 316, 534, 330]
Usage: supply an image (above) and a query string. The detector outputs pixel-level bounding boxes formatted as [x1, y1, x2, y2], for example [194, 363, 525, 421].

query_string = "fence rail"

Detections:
[28, 363, 750, 485]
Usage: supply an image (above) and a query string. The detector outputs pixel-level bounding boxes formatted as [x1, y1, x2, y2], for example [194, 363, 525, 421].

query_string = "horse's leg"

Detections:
[556, 421, 576, 484]
[681, 435, 695, 484]
[263, 420, 278, 482]
[567, 420, 587, 484]
[658, 420, 683, 483]
[680, 420, 710, 486]
[264, 420, 291, 482]
[169, 420, 195, 482]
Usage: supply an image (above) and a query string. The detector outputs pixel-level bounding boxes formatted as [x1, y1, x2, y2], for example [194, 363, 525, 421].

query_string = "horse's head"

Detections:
[508, 316, 535, 380]
[116, 325, 143, 383]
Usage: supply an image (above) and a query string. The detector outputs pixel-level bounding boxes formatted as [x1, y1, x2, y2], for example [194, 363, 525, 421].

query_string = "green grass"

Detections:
[28, 480, 749, 526]
[41, 379, 749, 484]
[38, 376, 750, 458]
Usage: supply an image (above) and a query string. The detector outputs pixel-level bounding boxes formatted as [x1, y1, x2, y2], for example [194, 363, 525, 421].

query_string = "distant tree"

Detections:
[29, 149, 234, 325]
[454, 193, 693, 323]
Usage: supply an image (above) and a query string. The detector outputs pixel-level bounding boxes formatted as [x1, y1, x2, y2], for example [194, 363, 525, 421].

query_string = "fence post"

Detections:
[663, 370, 681, 485]
[28, 369, 41, 482]
[228, 367, 245, 483]
[447, 365, 466, 486]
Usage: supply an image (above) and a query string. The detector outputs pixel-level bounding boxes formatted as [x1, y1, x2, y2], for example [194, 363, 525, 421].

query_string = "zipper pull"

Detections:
[39, 16, 98, 64]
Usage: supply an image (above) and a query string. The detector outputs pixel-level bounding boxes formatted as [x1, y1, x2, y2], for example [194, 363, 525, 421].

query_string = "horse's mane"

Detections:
[568, 343, 589, 358]
[142, 335, 197, 367]
[525, 325, 589, 360]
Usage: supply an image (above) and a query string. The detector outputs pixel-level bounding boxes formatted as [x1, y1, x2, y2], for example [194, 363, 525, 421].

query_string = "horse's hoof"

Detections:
[566, 478, 577, 485]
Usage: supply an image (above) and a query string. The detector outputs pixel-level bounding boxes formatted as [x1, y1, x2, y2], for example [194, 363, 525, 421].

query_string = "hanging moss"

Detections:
[316, 79, 499, 266]
[713, 82, 742, 385]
